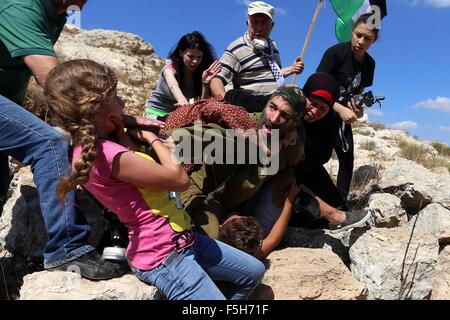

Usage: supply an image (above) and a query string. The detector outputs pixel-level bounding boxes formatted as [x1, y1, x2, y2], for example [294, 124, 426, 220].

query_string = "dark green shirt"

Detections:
[0, 0, 66, 104]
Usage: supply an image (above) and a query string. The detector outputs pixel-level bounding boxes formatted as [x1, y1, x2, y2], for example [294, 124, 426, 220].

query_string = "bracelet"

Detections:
[150, 138, 163, 147]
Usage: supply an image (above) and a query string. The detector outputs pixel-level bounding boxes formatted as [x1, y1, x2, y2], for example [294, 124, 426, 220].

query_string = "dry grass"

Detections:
[354, 127, 373, 136]
[422, 158, 450, 172]
[352, 121, 367, 129]
[431, 142, 450, 158]
[360, 140, 377, 151]
[398, 141, 450, 171]
[398, 141, 428, 163]
[370, 122, 386, 131]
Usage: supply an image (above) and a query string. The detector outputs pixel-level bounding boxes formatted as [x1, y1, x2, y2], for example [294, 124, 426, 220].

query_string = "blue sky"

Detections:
[78, 0, 450, 144]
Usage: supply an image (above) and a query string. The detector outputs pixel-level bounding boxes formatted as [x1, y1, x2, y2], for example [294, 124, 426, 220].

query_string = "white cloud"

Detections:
[440, 126, 450, 132]
[413, 96, 450, 113]
[424, 0, 450, 7]
[276, 7, 288, 16]
[410, 0, 450, 7]
[235, 0, 252, 7]
[388, 121, 418, 131]
[366, 109, 384, 117]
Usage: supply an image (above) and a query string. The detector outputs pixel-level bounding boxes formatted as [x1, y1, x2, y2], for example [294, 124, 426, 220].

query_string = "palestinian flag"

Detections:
[330, 0, 387, 43]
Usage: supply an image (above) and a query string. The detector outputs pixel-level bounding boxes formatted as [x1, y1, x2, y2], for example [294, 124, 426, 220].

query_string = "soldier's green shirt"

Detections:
[173, 113, 305, 210]
[0, 0, 66, 104]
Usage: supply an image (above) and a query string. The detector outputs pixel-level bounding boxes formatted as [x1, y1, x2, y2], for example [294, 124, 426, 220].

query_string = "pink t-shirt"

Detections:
[73, 140, 195, 270]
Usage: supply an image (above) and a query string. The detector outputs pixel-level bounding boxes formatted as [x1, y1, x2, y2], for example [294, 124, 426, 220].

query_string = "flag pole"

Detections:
[292, 0, 324, 85]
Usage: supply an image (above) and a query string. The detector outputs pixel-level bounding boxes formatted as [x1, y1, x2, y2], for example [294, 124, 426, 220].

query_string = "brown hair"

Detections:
[353, 13, 379, 41]
[219, 216, 263, 257]
[44, 59, 118, 201]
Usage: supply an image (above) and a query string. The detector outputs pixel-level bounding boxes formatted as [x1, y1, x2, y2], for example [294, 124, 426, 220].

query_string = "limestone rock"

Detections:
[430, 167, 449, 175]
[20, 272, 160, 300]
[282, 227, 368, 263]
[23, 25, 165, 119]
[252, 248, 365, 300]
[0, 168, 46, 257]
[431, 246, 450, 300]
[378, 159, 450, 213]
[0, 167, 106, 257]
[350, 228, 438, 300]
[368, 193, 408, 228]
[352, 165, 380, 192]
[407, 203, 450, 244]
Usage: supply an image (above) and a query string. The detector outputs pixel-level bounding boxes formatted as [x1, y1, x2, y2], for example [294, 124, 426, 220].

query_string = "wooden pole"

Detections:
[292, 0, 324, 85]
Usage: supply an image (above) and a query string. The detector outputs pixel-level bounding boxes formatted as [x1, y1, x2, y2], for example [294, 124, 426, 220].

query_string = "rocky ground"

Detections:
[1, 26, 449, 300]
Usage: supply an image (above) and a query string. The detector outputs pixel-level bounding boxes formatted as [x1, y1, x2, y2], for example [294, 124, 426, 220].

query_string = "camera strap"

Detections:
[337, 120, 350, 153]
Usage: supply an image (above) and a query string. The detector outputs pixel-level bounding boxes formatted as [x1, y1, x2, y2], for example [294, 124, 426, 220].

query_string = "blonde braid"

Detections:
[45, 59, 119, 202]
[56, 120, 99, 201]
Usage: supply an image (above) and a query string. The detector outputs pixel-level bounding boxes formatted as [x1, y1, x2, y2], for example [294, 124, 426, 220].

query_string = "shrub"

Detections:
[360, 140, 377, 151]
[398, 141, 450, 171]
[398, 141, 428, 163]
[370, 122, 386, 131]
[431, 142, 450, 157]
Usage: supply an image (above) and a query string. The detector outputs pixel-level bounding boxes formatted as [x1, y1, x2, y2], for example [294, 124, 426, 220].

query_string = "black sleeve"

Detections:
[317, 46, 338, 73]
[362, 56, 376, 88]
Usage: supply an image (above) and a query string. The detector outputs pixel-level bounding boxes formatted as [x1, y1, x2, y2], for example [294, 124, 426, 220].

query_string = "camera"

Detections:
[352, 91, 385, 109]
[338, 80, 385, 110]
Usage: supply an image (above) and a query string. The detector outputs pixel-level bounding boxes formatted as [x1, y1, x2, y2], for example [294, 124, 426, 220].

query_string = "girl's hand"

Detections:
[349, 98, 365, 118]
[110, 116, 138, 150]
[287, 182, 301, 204]
[338, 107, 358, 124]
[127, 129, 175, 151]
[122, 115, 164, 133]
[202, 61, 221, 85]
[175, 98, 190, 107]
[127, 128, 159, 145]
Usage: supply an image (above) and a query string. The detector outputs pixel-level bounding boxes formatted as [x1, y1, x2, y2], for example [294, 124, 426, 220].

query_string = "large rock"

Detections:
[20, 272, 160, 300]
[0, 167, 106, 258]
[406, 203, 450, 244]
[281, 227, 369, 263]
[368, 193, 408, 228]
[252, 248, 365, 300]
[0, 168, 46, 257]
[378, 159, 450, 214]
[350, 228, 439, 300]
[352, 165, 380, 191]
[24, 25, 165, 119]
[431, 246, 450, 300]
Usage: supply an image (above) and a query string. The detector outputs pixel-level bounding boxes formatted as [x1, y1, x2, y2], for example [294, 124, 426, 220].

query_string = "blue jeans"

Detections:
[132, 233, 266, 300]
[0, 95, 94, 267]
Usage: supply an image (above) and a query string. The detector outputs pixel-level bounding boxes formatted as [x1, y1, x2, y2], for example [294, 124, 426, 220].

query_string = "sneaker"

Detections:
[46, 250, 128, 281]
[328, 208, 371, 234]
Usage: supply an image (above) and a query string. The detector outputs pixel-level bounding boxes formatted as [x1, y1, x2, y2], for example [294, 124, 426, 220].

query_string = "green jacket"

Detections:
[171, 113, 305, 209]
[0, 0, 66, 104]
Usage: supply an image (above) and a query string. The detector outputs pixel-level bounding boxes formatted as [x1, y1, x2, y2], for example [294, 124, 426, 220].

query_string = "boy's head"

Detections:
[219, 215, 263, 257]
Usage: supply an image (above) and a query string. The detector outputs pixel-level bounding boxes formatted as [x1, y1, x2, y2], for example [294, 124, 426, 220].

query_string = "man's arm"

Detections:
[281, 56, 304, 78]
[23, 55, 59, 87]
[210, 77, 226, 99]
[256, 183, 301, 260]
